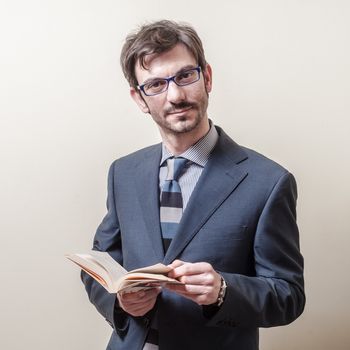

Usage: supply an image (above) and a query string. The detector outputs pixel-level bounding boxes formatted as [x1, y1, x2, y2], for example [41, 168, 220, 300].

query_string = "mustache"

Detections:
[165, 101, 196, 114]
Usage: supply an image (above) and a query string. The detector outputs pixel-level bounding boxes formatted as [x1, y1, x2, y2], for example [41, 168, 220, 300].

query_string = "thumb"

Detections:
[168, 259, 185, 269]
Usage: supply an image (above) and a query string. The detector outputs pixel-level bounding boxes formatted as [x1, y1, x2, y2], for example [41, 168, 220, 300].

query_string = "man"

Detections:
[82, 20, 305, 350]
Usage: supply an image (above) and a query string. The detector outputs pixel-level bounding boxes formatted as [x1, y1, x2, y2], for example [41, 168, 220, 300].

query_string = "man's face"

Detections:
[130, 43, 212, 136]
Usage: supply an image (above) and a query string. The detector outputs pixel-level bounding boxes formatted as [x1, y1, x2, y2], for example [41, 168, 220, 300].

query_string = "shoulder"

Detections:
[216, 125, 293, 181]
[215, 127, 298, 207]
[242, 146, 289, 176]
[109, 143, 162, 172]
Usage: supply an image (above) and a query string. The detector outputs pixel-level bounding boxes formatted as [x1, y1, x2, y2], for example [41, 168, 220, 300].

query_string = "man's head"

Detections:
[120, 20, 207, 90]
[120, 20, 212, 140]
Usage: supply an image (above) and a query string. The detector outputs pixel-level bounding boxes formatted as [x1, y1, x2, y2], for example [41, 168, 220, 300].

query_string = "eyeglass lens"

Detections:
[143, 67, 200, 95]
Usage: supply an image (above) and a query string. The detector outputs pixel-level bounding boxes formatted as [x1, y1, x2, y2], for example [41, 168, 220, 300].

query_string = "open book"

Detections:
[65, 250, 183, 293]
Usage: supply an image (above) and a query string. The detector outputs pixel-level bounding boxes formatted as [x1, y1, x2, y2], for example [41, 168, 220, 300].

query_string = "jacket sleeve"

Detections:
[207, 172, 305, 328]
[81, 161, 130, 336]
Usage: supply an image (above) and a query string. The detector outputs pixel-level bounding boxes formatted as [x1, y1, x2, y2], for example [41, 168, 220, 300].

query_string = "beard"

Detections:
[147, 95, 209, 136]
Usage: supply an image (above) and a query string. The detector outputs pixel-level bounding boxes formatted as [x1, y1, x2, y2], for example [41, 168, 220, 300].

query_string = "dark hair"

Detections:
[120, 20, 207, 88]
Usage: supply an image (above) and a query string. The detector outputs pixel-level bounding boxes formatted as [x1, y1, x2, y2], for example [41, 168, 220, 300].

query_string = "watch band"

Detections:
[216, 275, 227, 307]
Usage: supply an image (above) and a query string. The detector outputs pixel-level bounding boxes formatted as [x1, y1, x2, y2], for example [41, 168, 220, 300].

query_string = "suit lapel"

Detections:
[134, 145, 165, 261]
[163, 130, 249, 264]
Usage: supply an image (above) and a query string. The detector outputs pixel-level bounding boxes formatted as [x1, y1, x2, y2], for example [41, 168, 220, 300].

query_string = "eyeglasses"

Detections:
[137, 66, 201, 96]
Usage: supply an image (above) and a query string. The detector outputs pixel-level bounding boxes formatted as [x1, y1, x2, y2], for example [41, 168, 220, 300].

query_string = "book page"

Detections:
[128, 263, 172, 275]
[65, 252, 114, 292]
[84, 250, 127, 281]
[124, 272, 178, 282]
[66, 251, 126, 292]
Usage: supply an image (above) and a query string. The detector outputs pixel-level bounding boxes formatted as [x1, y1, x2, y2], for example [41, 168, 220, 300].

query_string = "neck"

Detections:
[160, 118, 210, 156]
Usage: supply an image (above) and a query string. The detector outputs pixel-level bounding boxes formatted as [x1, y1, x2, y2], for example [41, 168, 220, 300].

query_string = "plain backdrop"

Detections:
[1, 1, 349, 349]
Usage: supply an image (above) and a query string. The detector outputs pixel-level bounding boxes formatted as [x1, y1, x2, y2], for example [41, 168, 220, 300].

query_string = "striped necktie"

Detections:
[143, 158, 189, 350]
[160, 157, 188, 253]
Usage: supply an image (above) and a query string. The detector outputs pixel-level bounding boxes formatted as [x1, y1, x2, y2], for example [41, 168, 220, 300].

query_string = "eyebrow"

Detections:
[140, 64, 198, 86]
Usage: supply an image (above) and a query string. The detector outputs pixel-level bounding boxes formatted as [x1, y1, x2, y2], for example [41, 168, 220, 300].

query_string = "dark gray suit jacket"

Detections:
[82, 126, 305, 349]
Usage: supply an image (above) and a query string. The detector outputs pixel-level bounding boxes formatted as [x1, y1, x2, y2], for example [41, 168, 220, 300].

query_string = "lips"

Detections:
[167, 106, 193, 115]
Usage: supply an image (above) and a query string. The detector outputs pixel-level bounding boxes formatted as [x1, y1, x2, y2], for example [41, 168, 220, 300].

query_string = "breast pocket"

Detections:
[183, 224, 250, 258]
[199, 223, 249, 243]
[182, 223, 252, 270]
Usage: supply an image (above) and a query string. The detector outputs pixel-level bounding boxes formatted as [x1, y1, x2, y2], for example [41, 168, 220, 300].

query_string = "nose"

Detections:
[166, 80, 186, 104]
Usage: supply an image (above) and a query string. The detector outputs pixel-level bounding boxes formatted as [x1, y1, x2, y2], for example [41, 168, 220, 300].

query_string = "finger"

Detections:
[121, 287, 160, 299]
[166, 284, 216, 305]
[167, 260, 185, 277]
[165, 288, 217, 305]
[171, 262, 213, 278]
[126, 298, 157, 316]
[118, 290, 145, 302]
[168, 259, 185, 269]
[118, 291, 142, 305]
[167, 283, 211, 295]
[141, 288, 162, 302]
[118, 289, 160, 315]
[118, 288, 160, 305]
[130, 297, 155, 311]
[177, 272, 216, 286]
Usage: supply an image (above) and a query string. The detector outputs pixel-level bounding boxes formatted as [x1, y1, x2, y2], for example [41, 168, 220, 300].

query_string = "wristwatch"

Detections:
[216, 275, 227, 307]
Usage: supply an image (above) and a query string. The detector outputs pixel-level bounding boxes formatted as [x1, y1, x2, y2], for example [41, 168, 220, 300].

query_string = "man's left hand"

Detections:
[166, 260, 222, 305]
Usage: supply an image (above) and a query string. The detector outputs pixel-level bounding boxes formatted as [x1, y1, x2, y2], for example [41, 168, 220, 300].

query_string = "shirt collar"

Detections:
[160, 120, 219, 167]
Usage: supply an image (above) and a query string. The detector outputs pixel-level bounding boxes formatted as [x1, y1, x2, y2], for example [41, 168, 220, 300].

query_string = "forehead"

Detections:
[135, 43, 197, 83]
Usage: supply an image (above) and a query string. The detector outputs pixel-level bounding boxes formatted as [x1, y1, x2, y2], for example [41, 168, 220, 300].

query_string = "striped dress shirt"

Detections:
[159, 122, 219, 210]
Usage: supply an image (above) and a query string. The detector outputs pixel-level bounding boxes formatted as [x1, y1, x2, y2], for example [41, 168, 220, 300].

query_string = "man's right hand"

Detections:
[117, 288, 161, 317]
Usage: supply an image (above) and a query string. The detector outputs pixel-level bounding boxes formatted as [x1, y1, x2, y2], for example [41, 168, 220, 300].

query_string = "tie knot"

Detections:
[166, 157, 188, 181]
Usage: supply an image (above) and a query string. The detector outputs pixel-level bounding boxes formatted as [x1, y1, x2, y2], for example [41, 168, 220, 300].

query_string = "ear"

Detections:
[203, 63, 212, 93]
[130, 87, 150, 114]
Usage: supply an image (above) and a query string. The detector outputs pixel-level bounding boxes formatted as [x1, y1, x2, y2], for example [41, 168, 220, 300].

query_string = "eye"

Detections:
[177, 71, 193, 81]
[175, 69, 197, 85]
[145, 79, 167, 91]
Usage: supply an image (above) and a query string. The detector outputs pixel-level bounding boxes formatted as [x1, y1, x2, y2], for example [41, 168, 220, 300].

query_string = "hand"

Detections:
[166, 260, 222, 305]
[117, 287, 161, 317]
